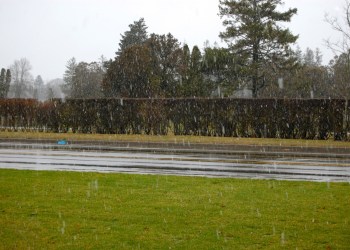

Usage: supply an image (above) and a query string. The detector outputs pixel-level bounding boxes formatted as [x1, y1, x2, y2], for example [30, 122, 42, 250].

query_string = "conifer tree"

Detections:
[0, 68, 12, 98]
[63, 57, 77, 97]
[182, 46, 208, 97]
[219, 0, 298, 97]
[5, 69, 11, 97]
[117, 18, 148, 56]
[0, 68, 6, 98]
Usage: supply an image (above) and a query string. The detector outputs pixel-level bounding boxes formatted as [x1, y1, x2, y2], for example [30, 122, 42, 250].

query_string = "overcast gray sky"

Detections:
[0, 0, 345, 81]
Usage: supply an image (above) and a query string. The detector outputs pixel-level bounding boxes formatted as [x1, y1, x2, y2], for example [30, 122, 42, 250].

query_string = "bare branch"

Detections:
[324, 0, 350, 56]
[347, 1, 350, 28]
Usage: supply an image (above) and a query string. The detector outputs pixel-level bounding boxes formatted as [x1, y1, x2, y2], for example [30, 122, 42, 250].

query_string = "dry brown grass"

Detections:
[1, 131, 349, 148]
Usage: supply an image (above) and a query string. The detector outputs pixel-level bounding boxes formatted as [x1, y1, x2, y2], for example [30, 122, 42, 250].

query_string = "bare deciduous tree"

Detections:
[10, 58, 33, 98]
[325, 0, 350, 54]
[325, 0, 350, 100]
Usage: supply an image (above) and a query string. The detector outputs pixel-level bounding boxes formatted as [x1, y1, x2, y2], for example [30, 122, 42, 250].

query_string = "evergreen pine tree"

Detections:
[5, 69, 11, 98]
[63, 57, 77, 97]
[117, 18, 148, 56]
[0, 68, 11, 98]
[0, 68, 5, 98]
[187, 46, 205, 97]
[219, 0, 298, 97]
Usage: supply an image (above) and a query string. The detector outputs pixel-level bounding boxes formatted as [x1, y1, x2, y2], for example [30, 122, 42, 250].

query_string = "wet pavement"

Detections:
[0, 140, 349, 182]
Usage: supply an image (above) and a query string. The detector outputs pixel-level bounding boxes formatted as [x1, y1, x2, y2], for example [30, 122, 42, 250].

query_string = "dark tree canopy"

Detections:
[219, 0, 298, 97]
[179, 45, 212, 97]
[104, 33, 184, 98]
[202, 46, 244, 96]
[117, 18, 148, 56]
[105, 44, 155, 98]
[71, 62, 103, 99]
[0, 68, 6, 98]
[63, 57, 103, 99]
[329, 52, 350, 99]
[147, 33, 183, 97]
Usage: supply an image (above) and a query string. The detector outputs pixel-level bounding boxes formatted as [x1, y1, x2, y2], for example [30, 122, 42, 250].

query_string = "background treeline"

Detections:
[4, 44, 348, 100]
[1, 59, 65, 100]
[2, 2, 350, 100]
[0, 98, 349, 140]
[60, 17, 349, 100]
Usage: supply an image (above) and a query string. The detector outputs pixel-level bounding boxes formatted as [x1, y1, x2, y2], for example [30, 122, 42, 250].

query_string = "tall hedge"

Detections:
[0, 98, 349, 140]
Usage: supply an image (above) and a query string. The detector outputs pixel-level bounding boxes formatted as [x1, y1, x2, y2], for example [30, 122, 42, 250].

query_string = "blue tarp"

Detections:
[57, 140, 68, 145]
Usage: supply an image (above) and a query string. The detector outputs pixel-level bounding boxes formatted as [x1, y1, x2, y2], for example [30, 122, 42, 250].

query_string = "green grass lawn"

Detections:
[1, 169, 349, 249]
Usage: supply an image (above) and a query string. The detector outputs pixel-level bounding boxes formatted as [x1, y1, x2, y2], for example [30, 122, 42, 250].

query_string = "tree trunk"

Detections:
[252, 76, 258, 98]
[343, 99, 349, 141]
[252, 43, 259, 98]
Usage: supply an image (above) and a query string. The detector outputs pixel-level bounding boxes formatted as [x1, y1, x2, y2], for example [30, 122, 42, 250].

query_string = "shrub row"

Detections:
[0, 98, 349, 140]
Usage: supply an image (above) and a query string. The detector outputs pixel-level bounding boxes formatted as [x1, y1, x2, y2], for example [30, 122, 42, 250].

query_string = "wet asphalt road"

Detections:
[0, 140, 349, 182]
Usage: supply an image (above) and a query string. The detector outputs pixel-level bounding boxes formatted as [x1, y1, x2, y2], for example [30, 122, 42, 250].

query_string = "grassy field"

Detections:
[1, 169, 349, 249]
[1, 131, 350, 148]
